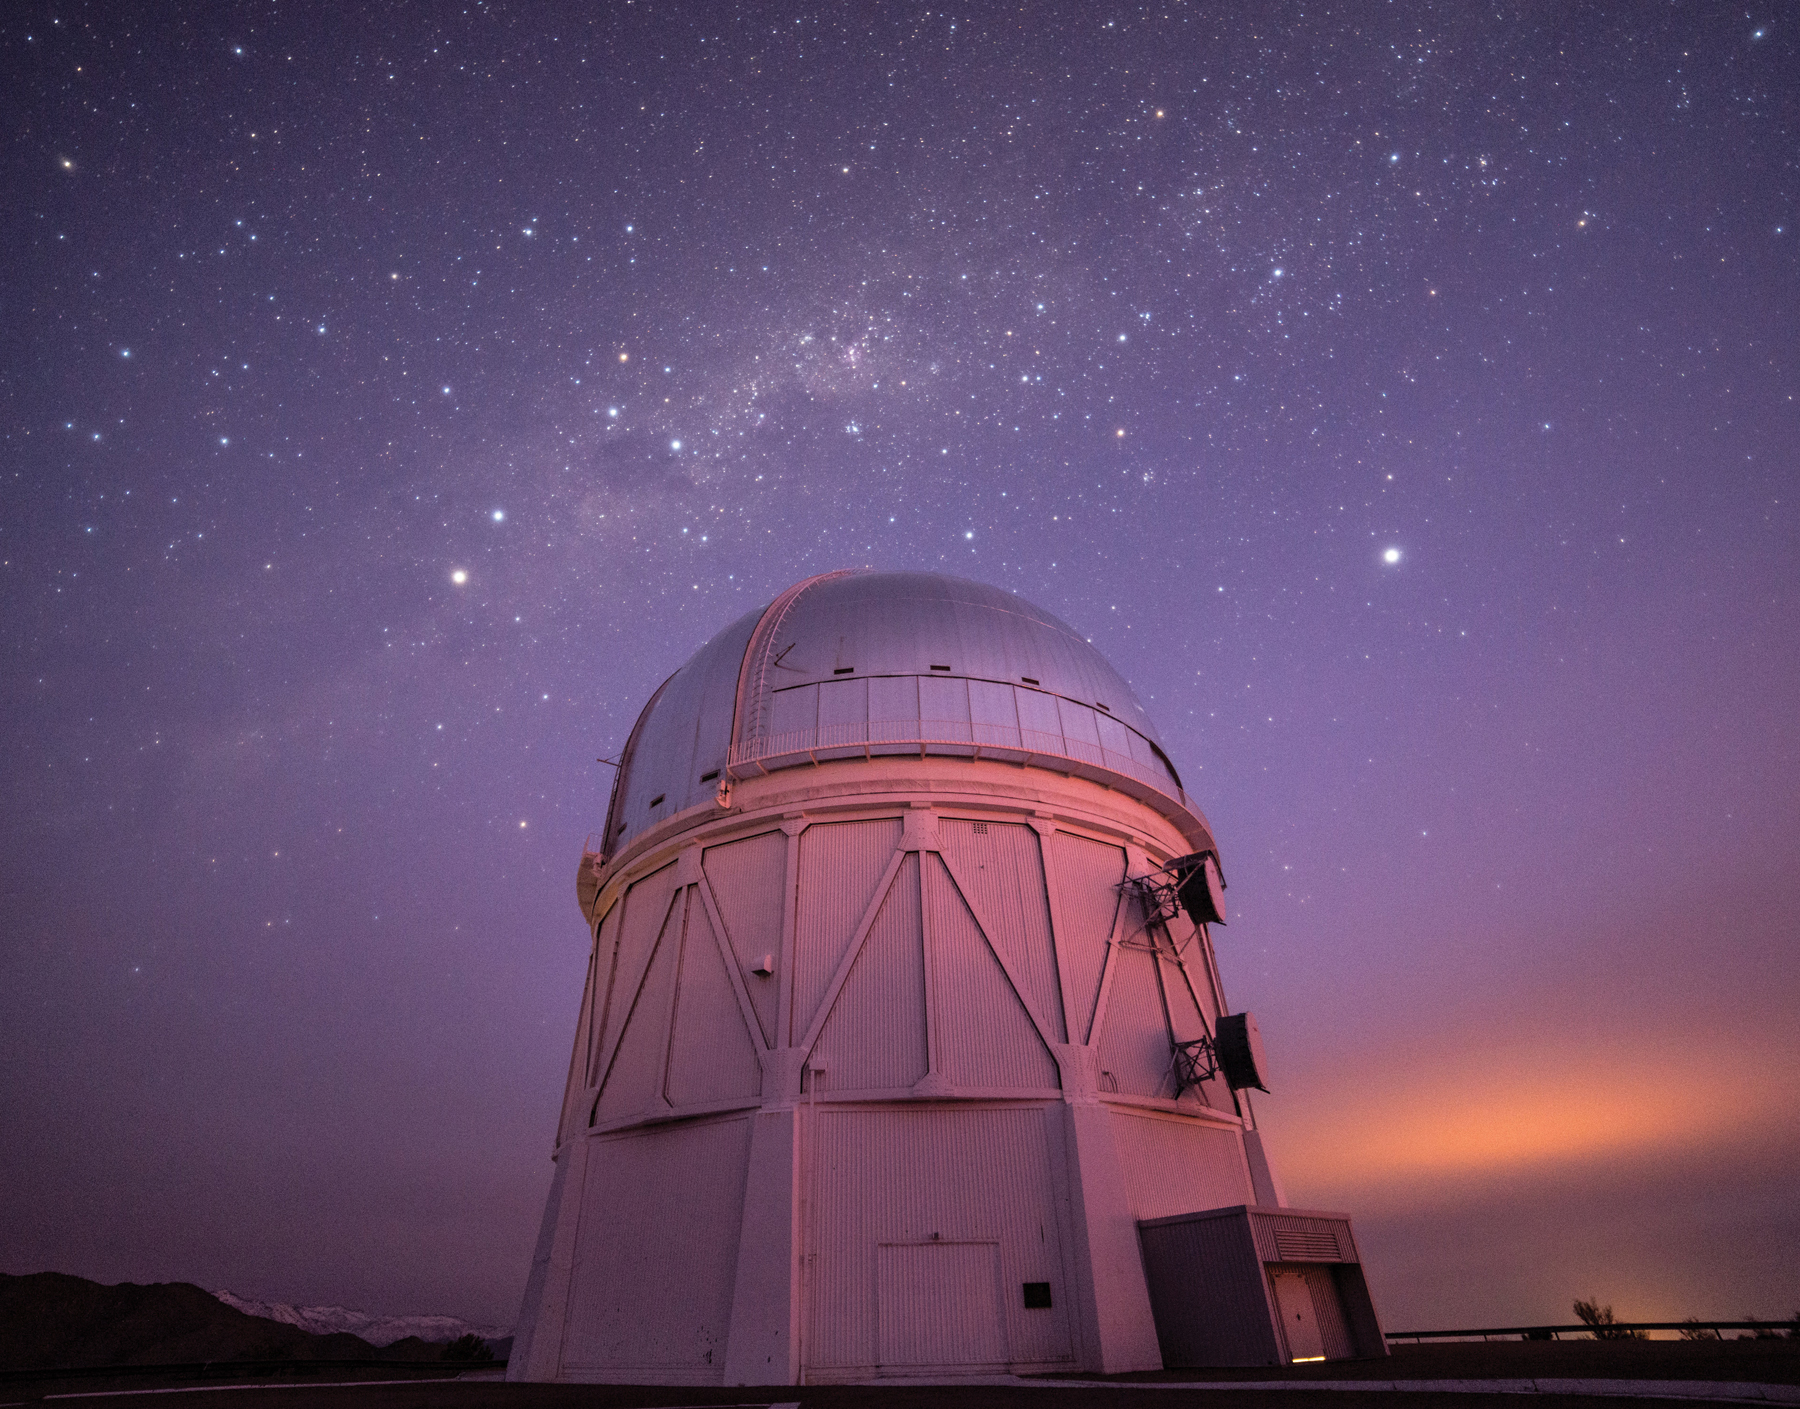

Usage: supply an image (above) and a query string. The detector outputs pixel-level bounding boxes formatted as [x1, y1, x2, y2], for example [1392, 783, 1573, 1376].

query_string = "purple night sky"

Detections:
[3, 3, 1796, 1331]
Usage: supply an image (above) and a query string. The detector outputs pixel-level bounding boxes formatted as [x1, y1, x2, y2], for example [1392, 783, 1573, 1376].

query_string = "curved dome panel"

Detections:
[601, 570, 1194, 856]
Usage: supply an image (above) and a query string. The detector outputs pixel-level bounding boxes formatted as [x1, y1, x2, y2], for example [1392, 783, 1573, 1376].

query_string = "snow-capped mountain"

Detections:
[212, 1290, 506, 1347]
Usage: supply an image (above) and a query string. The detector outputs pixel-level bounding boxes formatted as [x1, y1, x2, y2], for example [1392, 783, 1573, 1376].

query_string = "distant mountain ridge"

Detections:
[0, 1273, 506, 1371]
[210, 1291, 505, 1348]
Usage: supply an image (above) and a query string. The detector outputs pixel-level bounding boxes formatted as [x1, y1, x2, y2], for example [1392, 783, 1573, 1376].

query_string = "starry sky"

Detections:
[4, 2, 1797, 1332]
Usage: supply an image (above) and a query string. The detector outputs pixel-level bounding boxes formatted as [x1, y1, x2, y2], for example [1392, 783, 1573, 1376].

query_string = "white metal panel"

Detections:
[586, 900, 625, 1087]
[811, 853, 927, 1091]
[1111, 1110, 1254, 1220]
[1094, 944, 1175, 1098]
[593, 890, 684, 1123]
[817, 676, 868, 742]
[923, 855, 1059, 1091]
[1056, 696, 1102, 756]
[867, 674, 919, 746]
[792, 818, 902, 1044]
[968, 679, 1021, 750]
[807, 1106, 1074, 1374]
[917, 673, 971, 741]
[665, 901, 763, 1107]
[769, 684, 818, 739]
[591, 863, 679, 1086]
[563, 1116, 753, 1375]
[1015, 686, 1063, 753]
[1045, 832, 1125, 1044]
[1271, 1271, 1324, 1361]
[702, 830, 787, 1046]
[937, 819, 1065, 1043]
[877, 1242, 1006, 1369]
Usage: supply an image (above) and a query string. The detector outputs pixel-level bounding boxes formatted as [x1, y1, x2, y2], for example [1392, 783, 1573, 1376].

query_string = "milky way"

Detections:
[4, 4, 1796, 1326]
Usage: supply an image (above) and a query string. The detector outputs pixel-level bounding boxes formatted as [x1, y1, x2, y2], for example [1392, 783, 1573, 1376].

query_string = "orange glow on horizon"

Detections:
[1262, 1033, 1798, 1190]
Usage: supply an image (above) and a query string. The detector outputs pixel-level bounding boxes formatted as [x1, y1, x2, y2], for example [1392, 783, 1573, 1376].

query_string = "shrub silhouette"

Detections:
[442, 1333, 494, 1362]
[1572, 1299, 1647, 1341]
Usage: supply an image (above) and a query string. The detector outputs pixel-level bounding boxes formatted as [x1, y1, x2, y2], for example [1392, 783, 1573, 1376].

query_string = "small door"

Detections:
[1272, 1269, 1325, 1362]
[876, 1241, 1007, 1370]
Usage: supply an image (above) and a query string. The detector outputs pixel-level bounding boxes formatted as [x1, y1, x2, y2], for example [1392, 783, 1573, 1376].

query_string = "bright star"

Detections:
[451, 569, 468, 584]
[1383, 548, 1402, 564]
[491, 509, 505, 522]
[670, 439, 682, 451]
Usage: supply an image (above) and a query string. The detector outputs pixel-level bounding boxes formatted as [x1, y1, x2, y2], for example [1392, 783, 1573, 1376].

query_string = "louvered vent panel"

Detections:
[1273, 1228, 1343, 1261]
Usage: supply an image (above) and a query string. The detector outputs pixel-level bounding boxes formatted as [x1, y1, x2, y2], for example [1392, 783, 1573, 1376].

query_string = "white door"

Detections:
[876, 1241, 1007, 1370]
[1272, 1270, 1325, 1362]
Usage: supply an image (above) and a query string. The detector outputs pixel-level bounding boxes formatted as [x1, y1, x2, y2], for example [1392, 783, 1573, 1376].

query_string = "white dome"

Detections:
[601, 570, 1199, 857]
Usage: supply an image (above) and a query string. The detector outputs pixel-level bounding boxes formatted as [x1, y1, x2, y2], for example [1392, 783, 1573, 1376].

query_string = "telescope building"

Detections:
[509, 569, 1382, 1384]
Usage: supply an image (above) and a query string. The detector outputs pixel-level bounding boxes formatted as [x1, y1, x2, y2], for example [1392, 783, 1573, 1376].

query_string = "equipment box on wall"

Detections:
[1137, 1204, 1386, 1367]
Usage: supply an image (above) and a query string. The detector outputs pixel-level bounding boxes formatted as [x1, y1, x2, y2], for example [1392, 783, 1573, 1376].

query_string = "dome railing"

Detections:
[727, 716, 1192, 812]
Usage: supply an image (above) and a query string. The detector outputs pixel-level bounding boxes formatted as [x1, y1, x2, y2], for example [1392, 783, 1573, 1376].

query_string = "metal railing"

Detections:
[1386, 1320, 1796, 1342]
[728, 717, 1187, 808]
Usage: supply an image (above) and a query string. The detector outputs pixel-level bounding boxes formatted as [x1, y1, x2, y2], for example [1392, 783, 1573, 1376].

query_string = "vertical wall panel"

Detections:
[594, 864, 679, 1082]
[593, 891, 684, 1123]
[968, 680, 1021, 749]
[807, 1107, 1073, 1374]
[1094, 944, 1176, 1098]
[1046, 833, 1124, 1043]
[817, 677, 869, 742]
[792, 819, 902, 1043]
[1014, 687, 1063, 751]
[564, 1116, 753, 1375]
[665, 902, 763, 1107]
[1159, 954, 1231, 1111]
[1111, 1110, 1253, 1220]
[938, 820, 1065, 1043]
[877, 1243, 1006, 1368]
[924, 855, 1059, 1091]
[868, 675, 919, 747]
[812, 854, 926, 1091]
[769, 684, 818, 740]
[702, 830, 787, 1046]
[586, 900, 625, 1086]
[917, 674, 971, 740]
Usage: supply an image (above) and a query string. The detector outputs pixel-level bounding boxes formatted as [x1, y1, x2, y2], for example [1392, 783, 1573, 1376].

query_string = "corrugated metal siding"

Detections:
[1158, 955, 1230, 1111]
[563, 1116, 752, 1375]
[1250, 1213, 1355, 1264]
[807, 1106, 1073, 1373]
[792, 819, 902, 1044]
[1305, 1267, 1355, 1361]
[1112, 1110, 1254, 1220]
[876, 1243, 1006, 1368]
[586, 900, 625, 1087]
[665, 901, 763, 1107]
[811, 853, 927, 1092]
[1046, 833, 1126, 1043]
[1094, 945, 1176, 1098]
[702, 830, 787, 1046]
[1138, 1211, 1279, 1368]
[938, 820, 1065, 1044]
[591, 865, 678, 1084]
[592, 889, 684, 1123]
[923, 854, 1059, 1091]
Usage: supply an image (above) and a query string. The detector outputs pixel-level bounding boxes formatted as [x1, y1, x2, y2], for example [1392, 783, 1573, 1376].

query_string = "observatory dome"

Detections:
[513, 567, 1383, 1386]
[602, 569, 1199, 858]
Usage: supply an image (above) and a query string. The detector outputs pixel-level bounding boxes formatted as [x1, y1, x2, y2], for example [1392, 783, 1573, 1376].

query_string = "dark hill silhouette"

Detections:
[0, 1273, 444, 1370]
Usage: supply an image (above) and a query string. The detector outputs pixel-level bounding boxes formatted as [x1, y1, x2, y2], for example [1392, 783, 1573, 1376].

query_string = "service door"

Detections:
[1271, 1269, 1325, 1362]
[876, 1241, 1006, 1370]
